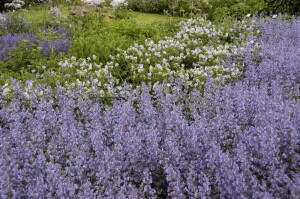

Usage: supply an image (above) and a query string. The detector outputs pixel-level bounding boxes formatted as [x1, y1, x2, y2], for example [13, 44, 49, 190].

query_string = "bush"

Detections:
[113, 4, 132, 19]
[127, 0, 200, 15]
[264, 0, 300, 15]
[200, 0, 267, 21]
[0, 0, 14, 12]
[230, 3, 252, 19]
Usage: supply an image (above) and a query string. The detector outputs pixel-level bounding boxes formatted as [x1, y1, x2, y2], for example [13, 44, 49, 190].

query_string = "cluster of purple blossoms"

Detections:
[39, 26, 73, 56]
[0, 26, 72, 61]
[0, 16, 299, 198]
[0, 33, 37, 61]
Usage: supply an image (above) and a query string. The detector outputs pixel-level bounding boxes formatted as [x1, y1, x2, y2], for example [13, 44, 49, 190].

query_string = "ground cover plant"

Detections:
[0, 0, 300, 198]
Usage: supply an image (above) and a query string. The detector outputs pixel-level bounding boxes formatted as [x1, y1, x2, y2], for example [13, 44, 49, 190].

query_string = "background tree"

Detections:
[265, 0, 300, 15]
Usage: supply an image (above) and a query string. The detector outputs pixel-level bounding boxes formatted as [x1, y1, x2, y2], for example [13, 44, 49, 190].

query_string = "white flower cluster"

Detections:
[1, 83, 10, 97]
[57, 17, 259, 95]
[58, 56, 122, 96]
[111, 0, 127, 7]
[82, 0, 105, 6]
[4, 0, 25, 9]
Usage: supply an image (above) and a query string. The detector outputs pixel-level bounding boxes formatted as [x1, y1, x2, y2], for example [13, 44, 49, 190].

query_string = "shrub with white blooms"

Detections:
[4, 0, 25, 9]
[82, 0, 105, 6]
[111, 0, 127, 7]
[54, 16, 259, 96]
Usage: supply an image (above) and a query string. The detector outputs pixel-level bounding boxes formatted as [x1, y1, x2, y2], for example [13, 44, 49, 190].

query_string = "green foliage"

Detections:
[212, 7, 230, 21]
[264, 0, 300, 15]
[172, 0, 198, 17]
[68, 30, 122, 63]
[230, 3, 251, 19]
[68, 12, 104, 34]
[127, 0, 200, 15]
[22, 0, 47, 6]
[113, 4, 132, 19]
[1, 40, 43, 73]
[202, 0, 300, 22]
[68, 18, 179, 63]
[200, 0, 267, 21]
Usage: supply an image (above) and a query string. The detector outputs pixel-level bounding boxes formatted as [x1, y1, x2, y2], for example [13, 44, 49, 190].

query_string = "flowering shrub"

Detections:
[110, 0, 127, 8]
[57, 16, 258, 95]
[244, 14, 300, 97]
[38, 26, 73, 57]
[4, 0, 25, 10]
[82, 0, 105, 6]
[0, 0, 47, 12]
[200, 0, 267, 21]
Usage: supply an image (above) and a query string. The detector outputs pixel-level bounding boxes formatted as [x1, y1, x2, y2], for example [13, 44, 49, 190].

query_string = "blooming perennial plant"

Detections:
[0, 26, 72, 73]
[82, 0, 105, 6]
[0, 33, 38, 61]
[4, 0, 25, 9]
[56, 16, 259, 96]
[110, 0, 127, 8]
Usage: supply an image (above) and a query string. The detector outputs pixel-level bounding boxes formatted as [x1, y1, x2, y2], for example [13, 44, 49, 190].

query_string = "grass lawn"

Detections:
[22, 4, 182, 27]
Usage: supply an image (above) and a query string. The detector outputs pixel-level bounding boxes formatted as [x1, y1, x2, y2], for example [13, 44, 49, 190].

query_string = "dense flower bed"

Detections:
[0, 15, 299, 198]
[53, 16, 259, 96]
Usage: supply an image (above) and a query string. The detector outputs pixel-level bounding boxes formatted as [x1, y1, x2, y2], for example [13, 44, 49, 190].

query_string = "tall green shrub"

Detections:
[265, 0, 300, 15]
[200, 0, 267, 21]
[127, 0, 200, 15]
[0, 0, 12, 12]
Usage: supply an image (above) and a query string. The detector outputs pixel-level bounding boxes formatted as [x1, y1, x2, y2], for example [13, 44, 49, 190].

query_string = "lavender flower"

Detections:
[40, 39, 72, 56]
[0, 33, 37, 61]
[39, 26, 73, 56]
